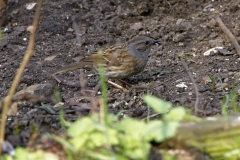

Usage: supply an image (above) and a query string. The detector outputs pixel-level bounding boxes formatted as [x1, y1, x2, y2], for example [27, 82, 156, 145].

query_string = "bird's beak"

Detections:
[153, 40, 161, 45]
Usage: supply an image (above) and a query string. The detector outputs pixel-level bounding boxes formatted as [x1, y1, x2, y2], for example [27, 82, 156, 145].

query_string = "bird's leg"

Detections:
[117, 79, 132, 89]
[52, 74, 61, 83]
[107, 79, 127, 91]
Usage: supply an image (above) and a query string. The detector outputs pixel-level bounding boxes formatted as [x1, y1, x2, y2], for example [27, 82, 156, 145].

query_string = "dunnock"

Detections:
[54, 36, 159, 80]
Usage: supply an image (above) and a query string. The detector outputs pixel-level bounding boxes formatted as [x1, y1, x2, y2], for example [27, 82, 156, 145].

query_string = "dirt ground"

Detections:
[1, 0, 240, 158]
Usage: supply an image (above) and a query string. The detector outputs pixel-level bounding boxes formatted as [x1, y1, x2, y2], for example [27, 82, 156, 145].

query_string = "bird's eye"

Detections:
[145, 41, 150, 44]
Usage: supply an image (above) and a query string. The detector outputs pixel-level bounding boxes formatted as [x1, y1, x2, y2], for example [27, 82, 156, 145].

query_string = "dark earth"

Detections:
[1, 0, 240, 159]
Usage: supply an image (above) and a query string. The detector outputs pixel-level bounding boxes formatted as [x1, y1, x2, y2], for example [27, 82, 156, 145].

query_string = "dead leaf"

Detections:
[27, 26, 35, 33]
[7, 102, 18, 116]
[202, 76, 212, 84]
[15, 85, 38, 96]
[44, 55, 56, 61]
[215, 83, 229, 90]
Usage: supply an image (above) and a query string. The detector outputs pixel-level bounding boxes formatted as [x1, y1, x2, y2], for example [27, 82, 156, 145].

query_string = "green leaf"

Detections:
[52, 135, 76, 153]
[41, 103, 56, 114]
[224, 149, 240, 158]
[86, 150, 115, 160]
[221, 94, 229, 115]
[144, 121, 178, 142]
[68, 117, 94, 137]
[164, 107, 186, 121]
[117, 118, 150, 159]
[143, 95, 172, 113]
[53, 89, 62, 102]
[67, 115, 119, 152]
[14, 148, 45, 160]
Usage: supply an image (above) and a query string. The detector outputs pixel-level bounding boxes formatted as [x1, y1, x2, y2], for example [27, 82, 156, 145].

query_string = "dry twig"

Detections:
[215, 14, 240, 56]
[0, 0, 44, 154]
[181, 60, 200, 114]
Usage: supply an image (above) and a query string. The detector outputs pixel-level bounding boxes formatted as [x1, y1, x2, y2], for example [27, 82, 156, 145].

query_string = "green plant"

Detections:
[97, 51, 109, 124]
[2, 80, 186, 160]
[221, 74, 240, 114]
[221, 94, 229, 115]
[1, 148, 56, 160]
[0, 30, 3, 38]
[49, 95, 185, 160]
[53, 89, 62, 103]
[2, 93, 187, 160]
[210, 75, 217, 91]
[230, 88, 238, 112]
[230, 73, 240, 112]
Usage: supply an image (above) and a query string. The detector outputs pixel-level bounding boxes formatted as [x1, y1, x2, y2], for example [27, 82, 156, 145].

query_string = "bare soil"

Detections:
[1, 0, 240, 158]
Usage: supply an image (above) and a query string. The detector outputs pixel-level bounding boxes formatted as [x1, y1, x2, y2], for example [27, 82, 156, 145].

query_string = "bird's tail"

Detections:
[53, 61, 93, 74]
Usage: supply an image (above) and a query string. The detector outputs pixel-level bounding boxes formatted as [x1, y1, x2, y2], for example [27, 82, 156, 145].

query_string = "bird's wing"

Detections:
[101, 45, 124, 67]
[83, 45, 124, 68]
[53, 61, 93, 74]
[53, 45, 125, 75]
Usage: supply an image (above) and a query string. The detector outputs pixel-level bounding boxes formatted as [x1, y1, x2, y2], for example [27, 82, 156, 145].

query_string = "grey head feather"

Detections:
[127, 36, 154, 60]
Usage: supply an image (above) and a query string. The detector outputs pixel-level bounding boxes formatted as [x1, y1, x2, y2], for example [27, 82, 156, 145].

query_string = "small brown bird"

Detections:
[53, 36, 159, 87]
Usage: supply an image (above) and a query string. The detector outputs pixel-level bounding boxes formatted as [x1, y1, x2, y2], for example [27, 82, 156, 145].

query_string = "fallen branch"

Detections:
[215, 14, 240, 56]
[170, 115, 240, 159]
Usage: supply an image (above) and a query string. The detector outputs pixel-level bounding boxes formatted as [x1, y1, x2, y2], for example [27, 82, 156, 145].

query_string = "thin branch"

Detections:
[72, 16, 84, 53]
[73, 19, 103, 113]
[0, 0, 44, 154]
[215, 14, 240, 56]
[181, 60, 200, 114]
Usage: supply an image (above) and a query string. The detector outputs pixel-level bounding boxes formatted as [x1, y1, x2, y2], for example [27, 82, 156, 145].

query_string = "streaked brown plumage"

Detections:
[54, 36, 159, 79]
